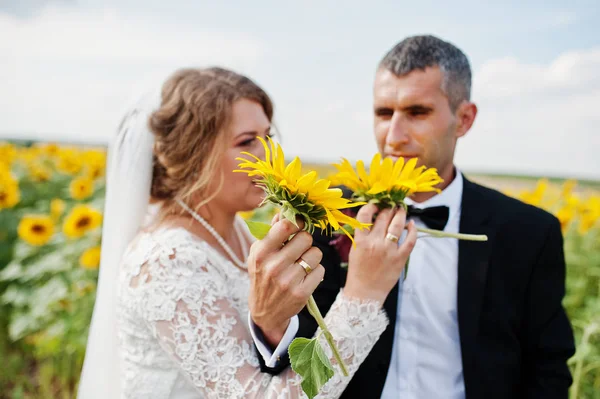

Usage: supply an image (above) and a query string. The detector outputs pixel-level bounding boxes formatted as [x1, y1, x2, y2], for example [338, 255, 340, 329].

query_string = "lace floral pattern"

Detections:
[116, 226, 388, 398]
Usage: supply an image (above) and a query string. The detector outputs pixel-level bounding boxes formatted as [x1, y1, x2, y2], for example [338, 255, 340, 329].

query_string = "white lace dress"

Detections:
[116, 220, 389, 399]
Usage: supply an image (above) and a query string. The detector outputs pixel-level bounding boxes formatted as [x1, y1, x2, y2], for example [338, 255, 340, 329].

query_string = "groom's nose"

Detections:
[386, 113, 411, 147]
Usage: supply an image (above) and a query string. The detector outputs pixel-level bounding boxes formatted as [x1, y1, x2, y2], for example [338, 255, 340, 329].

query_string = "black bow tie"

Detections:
[407, 205, 450, 230]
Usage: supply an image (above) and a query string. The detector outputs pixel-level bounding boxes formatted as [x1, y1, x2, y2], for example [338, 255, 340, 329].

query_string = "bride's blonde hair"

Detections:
[148, 67, 273, 215]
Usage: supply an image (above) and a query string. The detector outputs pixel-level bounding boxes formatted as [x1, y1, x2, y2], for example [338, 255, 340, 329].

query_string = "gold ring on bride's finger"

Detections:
[385, 232, 400, 243]
[298, 258, 313, 275]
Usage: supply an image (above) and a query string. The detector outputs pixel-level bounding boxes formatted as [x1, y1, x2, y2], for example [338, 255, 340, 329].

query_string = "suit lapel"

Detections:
[457, 177, 493, 371]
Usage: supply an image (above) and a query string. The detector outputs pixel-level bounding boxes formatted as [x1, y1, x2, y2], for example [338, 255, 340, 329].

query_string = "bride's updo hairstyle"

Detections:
[148, 67, 273, 213]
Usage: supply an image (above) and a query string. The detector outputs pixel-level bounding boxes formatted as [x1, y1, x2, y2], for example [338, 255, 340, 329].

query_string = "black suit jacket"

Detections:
[259, 176, 576, 399]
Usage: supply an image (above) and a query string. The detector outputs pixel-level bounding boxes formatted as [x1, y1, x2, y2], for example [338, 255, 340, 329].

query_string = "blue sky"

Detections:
[1, 0, 599, 179]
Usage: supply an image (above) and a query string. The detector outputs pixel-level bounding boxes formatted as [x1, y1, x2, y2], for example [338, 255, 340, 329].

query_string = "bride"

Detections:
[77, 67, 417, 398]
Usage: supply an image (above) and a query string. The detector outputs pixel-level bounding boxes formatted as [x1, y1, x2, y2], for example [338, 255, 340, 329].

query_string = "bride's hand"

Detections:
[247, 217, 325, 348]
[344, 204, 417, 304]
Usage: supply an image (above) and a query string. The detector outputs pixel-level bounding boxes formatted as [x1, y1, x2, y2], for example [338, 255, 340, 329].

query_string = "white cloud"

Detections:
[457, 48, 600, 180]
[0, 5, 597, 181]
[0, 8, 264, 64]
[474, 49, 600, 100]
[0, 6, 266, 144]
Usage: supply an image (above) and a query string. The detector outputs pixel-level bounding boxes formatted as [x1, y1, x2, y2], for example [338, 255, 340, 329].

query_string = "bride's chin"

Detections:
[241, 192, 265, 211]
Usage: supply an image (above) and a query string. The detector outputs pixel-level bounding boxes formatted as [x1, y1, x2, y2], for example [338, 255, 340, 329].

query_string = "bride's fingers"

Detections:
[257, 219, 302, 256]
[271, 213, 280, 225]
[299, 263, 325, 296]
[272, 212, 306, 231]
[280, 246, 323, 288]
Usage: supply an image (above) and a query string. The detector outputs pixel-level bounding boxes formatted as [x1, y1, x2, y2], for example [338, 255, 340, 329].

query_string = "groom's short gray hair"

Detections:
[378, 35, 472, 112]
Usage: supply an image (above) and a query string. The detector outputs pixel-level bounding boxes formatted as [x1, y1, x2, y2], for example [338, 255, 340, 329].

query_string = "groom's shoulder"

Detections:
[465, 177, 558, 228]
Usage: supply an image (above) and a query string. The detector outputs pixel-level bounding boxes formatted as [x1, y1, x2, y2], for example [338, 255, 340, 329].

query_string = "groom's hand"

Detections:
[247, 217, 325, 349]
[344, 204, 417, 303]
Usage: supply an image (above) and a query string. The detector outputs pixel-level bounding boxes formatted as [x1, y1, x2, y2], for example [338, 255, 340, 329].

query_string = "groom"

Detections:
[256, 35, 576, 398]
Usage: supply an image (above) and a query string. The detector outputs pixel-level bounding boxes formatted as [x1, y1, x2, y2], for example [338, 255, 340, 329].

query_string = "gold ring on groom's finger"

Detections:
[297, 258, 313, 275]
[385, 232, 400, 243]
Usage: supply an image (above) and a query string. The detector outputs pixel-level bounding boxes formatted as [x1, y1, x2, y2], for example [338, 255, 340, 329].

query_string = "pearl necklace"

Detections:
[176, 199, 247, 269]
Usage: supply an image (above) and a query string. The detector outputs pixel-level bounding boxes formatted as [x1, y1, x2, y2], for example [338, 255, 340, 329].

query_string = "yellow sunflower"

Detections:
[17, 146, 42, 163]
[28, 163, 52, 182]
[36, 143, 60, 156]
[83, 149, 107, 179]
[56, 148, 83, 175]
[331, 153, 444, 208]
[0, 143, 17, 167]
[69, 176, 94, 200]
[62, 205, 102, 239]
[0, 162, 14, 182]
[18, 215, 55, 246]
[0, 178, 20, 210]
[519, 178, 550, 207]
[578, 195, 600, 234]
[80, 246, 101, 269]
[235, 136, 370, 242]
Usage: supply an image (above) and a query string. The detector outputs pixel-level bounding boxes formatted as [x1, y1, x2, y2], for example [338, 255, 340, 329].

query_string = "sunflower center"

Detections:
[31, 224, 46, 234]
[76, 216, 91, 229]
[0, 192, 6, 201]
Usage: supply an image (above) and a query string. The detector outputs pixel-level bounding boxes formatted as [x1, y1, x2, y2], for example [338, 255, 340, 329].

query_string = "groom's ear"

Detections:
[455, 101, 478, 139]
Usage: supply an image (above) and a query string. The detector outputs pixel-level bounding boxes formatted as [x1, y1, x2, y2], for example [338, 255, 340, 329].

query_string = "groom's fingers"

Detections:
[355, 203, 378, 240]
[370, 207, 395, 236]
[386, 207, 407, 242]
[398, 220, 417, 257]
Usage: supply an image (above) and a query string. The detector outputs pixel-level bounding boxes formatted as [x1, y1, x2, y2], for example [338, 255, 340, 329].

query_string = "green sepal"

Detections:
[282, 204, 299, 228]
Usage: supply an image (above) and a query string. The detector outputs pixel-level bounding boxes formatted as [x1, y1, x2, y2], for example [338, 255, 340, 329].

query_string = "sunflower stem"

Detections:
[307, 295, 349, 376]
[413, 226, 488, 241]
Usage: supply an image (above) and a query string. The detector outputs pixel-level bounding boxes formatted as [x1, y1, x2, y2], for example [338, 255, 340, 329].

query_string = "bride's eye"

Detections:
[237, 130, 275, 148]
[239, 138, 256, 147]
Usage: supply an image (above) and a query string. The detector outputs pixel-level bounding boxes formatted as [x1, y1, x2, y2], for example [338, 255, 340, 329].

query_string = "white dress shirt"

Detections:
[380, 171, 465, 399]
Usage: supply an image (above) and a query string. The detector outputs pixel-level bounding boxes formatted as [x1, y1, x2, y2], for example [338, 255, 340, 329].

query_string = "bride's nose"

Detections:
[252, 141, 267, 161]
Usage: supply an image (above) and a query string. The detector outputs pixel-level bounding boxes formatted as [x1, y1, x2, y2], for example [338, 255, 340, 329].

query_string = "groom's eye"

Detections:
[406, 105, 432, 117]
[375, 107, 394, 118]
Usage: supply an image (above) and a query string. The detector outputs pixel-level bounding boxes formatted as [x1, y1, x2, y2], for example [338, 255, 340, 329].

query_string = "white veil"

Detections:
[77, 91, 160, 399]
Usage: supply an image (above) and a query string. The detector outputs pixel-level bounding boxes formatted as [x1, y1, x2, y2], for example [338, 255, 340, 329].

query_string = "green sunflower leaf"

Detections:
[244, 220, 272, 240]
[289, 337, 335, 399]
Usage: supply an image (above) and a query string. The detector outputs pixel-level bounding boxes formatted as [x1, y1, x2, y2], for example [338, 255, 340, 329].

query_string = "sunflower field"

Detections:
[0, 141, 105, 398]
[0, 141, 598, 398]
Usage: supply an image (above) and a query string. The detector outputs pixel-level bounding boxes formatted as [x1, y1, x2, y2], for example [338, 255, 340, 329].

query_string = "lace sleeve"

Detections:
[131, 241, 389, 399]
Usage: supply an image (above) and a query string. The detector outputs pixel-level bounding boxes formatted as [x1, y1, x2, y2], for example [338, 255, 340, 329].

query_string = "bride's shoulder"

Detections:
[122, 226, 212, 275]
